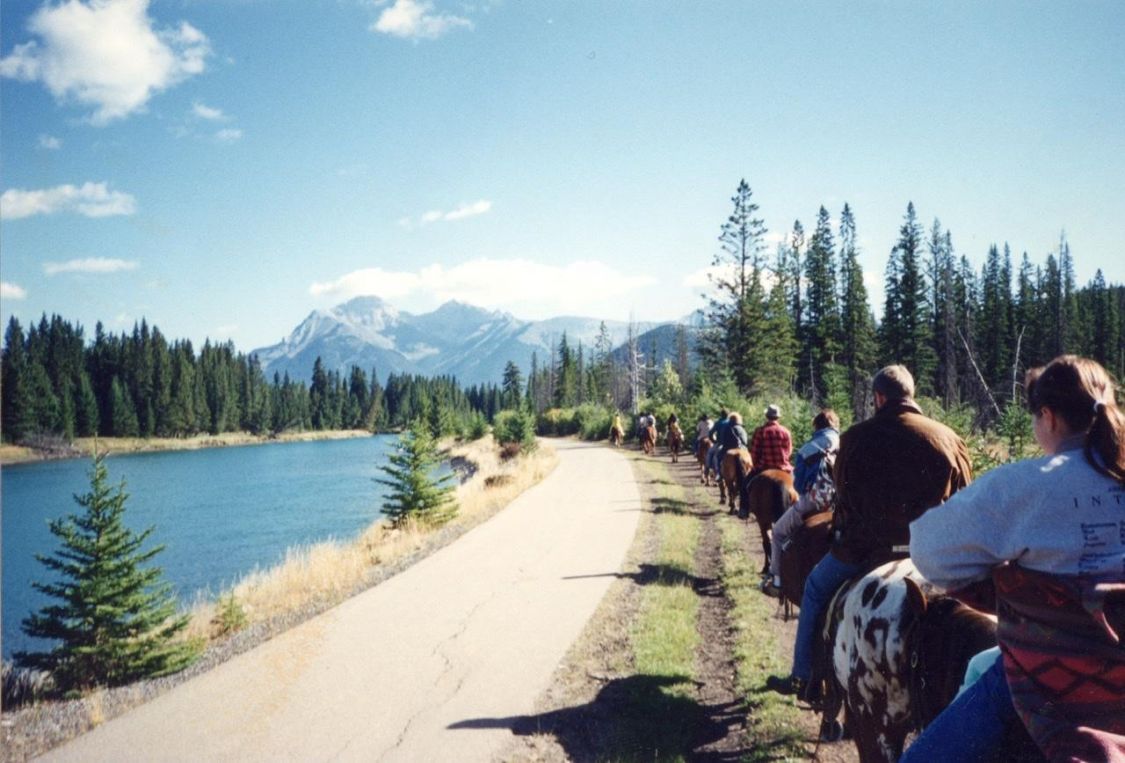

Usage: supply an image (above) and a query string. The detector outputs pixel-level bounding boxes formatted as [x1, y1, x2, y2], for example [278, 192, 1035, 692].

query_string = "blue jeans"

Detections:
[900, 656, 1016, 761]
[792, 552, 861, 681]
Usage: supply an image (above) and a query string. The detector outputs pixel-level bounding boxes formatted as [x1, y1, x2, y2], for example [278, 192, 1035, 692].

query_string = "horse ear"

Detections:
[904, 577, 928, 616]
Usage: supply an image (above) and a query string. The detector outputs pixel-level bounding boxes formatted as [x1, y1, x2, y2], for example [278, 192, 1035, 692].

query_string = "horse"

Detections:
[666, 425, 684, 463]
[638, 424, 657, 455]
[816, 559, 1000, 762]
[609, 424, 624, 447]
[718, 448, 753, 512]
[741, 469, 798, 576]
[778, 509, 834, 618]
[696, 436, 713, 485]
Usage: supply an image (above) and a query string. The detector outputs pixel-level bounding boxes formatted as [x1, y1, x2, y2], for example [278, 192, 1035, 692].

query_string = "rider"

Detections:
[747, 404, 794, 479]
[707, 408, 731, 476]
[666, 413, 683, 445]
[902, 355, 1125, 761]
[792, 409, 840, 497]
[761, 409, 840, 597]
[766, 365, 972, 700]
[695, 412, 714, 455]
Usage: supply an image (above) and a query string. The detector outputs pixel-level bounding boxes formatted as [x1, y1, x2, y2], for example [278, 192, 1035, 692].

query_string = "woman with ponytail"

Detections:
[904, 356, 1125, 762]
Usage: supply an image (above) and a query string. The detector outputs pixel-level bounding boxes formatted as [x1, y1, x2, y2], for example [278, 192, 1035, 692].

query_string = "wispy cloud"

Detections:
[192, 101, 224, 120]
[310, 258, 656, 317]
[372, 0, 472, 40]
[1, 182, 137, 220]
[402, 199, 491, 228]
[45, 257, 139, 276]
[214, 128, 242, 143]
[213, 323, 239, 339]
[37, 134, 61, 150]
[1, 281, 28, 300]
[0, 0, 211, 124]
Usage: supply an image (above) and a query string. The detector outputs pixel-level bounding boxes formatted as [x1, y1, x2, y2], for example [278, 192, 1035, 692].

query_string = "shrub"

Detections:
[463, 411, 489, 441]
[574, 404, 615, 441]
[493, 410, 536, 451]
[537, 408, 577, 436]
[211, 593, 248, 638]
[499, 442, 522, 461]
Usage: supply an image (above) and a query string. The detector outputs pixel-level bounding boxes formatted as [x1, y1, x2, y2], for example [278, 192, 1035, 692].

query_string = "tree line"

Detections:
[702, 180, 1124, 427]
[0, 316, 501, 443]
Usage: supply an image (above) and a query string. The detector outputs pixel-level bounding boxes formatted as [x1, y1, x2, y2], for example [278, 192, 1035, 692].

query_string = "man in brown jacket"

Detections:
[766, 364, 972, 699]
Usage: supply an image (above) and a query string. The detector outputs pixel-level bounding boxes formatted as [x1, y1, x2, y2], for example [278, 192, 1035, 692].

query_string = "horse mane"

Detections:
[911, 594, 997, 729]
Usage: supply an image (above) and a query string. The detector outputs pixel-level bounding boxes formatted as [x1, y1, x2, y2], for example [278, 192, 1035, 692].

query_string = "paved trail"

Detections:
[42, 440, 643, 762]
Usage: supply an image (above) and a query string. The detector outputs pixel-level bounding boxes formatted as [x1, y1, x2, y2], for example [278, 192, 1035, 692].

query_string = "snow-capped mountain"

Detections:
[252, 296, 679, 387]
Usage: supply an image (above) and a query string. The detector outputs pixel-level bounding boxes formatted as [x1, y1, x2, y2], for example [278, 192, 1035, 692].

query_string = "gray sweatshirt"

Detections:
[909, 440, 1125, 591]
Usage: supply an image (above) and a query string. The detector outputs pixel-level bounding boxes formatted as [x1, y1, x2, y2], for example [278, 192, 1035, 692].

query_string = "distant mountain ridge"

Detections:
[252, 296, 692, 387]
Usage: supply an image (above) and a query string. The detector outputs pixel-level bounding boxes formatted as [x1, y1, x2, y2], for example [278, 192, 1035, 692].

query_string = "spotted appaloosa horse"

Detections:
[817, 559, 999, 762]
[718, 449, 753, 512]
[741, 469, 797, 577]
[696, 436, 713, 485]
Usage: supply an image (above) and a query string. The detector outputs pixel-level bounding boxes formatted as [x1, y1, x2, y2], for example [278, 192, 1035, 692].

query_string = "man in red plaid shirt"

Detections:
[749, 404, 793, 474]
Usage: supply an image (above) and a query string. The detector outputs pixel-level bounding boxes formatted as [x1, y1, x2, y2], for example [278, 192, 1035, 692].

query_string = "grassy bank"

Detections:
[0, 429, 375, 466]
[183, 435, 558, 643]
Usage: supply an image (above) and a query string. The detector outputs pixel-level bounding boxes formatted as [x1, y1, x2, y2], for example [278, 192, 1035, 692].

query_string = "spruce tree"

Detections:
[375, 426, 457, 528]
[704, 179, 769, 394]
[837, 204, 877, 419]
[16, 453, 199, 693]
[802, 205, 841, 399]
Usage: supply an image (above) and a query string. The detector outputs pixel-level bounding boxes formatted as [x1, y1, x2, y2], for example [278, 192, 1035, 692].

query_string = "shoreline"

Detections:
[0, 430, 376, 467]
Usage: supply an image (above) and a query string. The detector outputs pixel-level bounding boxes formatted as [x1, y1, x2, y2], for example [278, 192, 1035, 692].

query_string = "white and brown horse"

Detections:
[816, 559, 999, 762]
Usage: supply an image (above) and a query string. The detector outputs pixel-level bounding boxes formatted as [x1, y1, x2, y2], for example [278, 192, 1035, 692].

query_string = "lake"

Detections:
[2, 435, 400, 660]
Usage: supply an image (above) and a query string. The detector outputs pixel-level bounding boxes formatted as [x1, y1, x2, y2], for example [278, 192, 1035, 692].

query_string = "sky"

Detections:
[1, 0, 1123, 353]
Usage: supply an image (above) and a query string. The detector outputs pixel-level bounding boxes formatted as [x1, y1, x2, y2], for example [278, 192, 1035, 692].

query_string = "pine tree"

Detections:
[837, 204, 877, 420]
[501, 361, 523, 410]
[16, 453, 199, 693]
[375, 426, 457, 528]
[884, 202, 936, 393]
[2, 317, 36, 442]
[704, 179, 769, 394]
[802, 206, 841, 399]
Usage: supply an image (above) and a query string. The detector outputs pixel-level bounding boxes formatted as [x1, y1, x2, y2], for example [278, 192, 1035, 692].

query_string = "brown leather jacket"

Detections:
[831, 398, 972, 568]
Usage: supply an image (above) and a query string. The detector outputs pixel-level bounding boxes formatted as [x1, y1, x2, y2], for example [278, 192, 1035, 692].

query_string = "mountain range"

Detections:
[252, 296, 698, 387]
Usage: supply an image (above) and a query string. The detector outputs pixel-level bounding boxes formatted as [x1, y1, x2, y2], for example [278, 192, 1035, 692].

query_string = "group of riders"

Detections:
[614, 356, 1125, 762]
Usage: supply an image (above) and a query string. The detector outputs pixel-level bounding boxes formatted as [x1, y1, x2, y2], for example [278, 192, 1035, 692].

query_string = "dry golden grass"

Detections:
[183, 435, 558, 643]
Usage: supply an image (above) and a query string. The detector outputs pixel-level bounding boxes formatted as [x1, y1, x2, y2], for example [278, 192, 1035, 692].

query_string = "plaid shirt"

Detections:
[750, 420, 793, 472]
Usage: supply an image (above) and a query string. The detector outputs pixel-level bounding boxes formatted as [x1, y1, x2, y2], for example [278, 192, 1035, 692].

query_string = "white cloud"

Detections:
[310, 258, 656, 317]
[1, 282, 28, 300]
[372, 0, 472, 40]
[404, 199, 492, 227]
[214, 323, 239, 339]
[0, 0, 211, 125]
[37, 134, 62, 149]
[214, 128, 242, 142]
[44, 257, 139, 275]
[192, 101, 224, 120]
[1, 182, 137, 220]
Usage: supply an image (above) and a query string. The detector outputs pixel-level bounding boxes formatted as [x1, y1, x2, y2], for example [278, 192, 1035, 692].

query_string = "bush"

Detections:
[537, 408, 577, 436]
[493, 410, 536, 452]
[574, 404, 615, 441]
[211, 593, 248, 638]
[463, 411, 488, 441]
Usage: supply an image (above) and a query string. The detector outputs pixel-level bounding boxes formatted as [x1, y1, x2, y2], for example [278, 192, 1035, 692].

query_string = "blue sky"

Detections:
[2, 0, 1123, 352]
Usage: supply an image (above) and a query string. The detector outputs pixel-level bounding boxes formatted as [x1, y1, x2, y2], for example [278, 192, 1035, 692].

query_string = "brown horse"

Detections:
[718, 448, 753, 512]
[666, 424, 684, 463]
[741, 469, 797, 576]
[779, 510, 834, 618]
[638, 425, 657, 455]
[609, 424, 623, 446]
[816, 560, 1001, 762]
[696, 436, 713, 485]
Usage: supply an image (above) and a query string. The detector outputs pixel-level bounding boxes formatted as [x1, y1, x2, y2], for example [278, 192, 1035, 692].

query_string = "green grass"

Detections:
[714, 505, 808, 761]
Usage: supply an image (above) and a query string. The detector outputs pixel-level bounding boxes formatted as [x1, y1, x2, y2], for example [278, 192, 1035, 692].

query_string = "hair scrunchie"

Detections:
[1093, 399, 1106, 414]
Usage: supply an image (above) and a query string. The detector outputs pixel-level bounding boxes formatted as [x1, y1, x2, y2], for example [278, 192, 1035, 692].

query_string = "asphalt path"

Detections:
[40, 439, 643, 762]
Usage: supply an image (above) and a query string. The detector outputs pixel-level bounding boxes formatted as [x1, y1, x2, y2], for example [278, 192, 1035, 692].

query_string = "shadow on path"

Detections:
[449, 674, 750, 762]
[563, 563, 724, 598]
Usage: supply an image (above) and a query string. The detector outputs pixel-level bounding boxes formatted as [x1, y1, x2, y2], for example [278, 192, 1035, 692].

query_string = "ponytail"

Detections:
[1026, 355, 1125, 486]
[1085, 399, 1125, 485]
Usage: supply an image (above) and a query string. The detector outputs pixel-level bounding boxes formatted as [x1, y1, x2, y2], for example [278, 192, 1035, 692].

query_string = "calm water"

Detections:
[2, 436, 399, 660]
